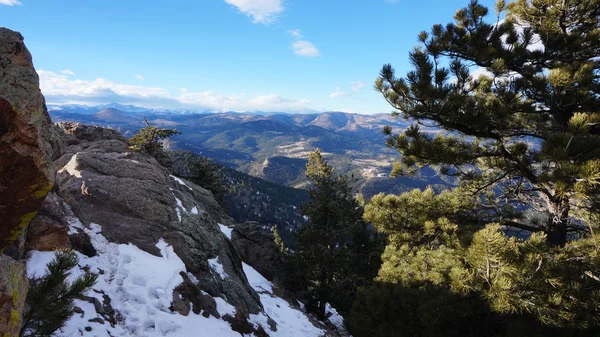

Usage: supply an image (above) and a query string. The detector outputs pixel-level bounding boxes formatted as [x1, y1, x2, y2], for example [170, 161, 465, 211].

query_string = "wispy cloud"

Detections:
[329, 87, 350, 98]
[61, 69, 75, 75]
[384, 0, 398, 4]
[135, 74, 145, 80]
[287, 29, 302, 39]
[38, 70, 315, 112]
[291, 40, 320, 58]
[224, 0, 283, 24]
[0, 0, 22, 5]
[350, 81, 365, 92]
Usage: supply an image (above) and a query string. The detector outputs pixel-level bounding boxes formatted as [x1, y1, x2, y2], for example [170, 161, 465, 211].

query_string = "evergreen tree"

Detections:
[293, 150, 381, 320]
[129, 117, 180, 159]
[350, 1, 600, 335]
[352, 187, 600, 336]
[20, 250, 97, 337]
[376, 0, 600, 246]
[182, 156, 226, 205]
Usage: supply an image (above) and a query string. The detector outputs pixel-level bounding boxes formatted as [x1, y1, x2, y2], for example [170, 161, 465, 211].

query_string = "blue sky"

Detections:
[0, 0, 496, 114]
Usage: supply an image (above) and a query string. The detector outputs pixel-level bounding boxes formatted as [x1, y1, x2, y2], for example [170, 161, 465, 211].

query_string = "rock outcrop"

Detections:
[0, 28, 60, 253]
[0, 28, 60, 337]
[231, 222, 284, 284]
[46, 122, 262, 314]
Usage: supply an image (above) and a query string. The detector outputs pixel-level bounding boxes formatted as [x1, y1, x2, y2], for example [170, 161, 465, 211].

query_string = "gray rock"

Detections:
[51, 123, 262, 314]
[231, 222, 284, 283]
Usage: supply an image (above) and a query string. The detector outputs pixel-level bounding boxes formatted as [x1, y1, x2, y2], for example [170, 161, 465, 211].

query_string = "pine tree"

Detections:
[293, 150, 380, 320]
[183, 156, 226, 205]
[129, 117, 180, 155]
[376, 0, 600, 246]
[350, 1, 600, 335]
[20, 250, 97, 337]
[351, 188, 600, 336]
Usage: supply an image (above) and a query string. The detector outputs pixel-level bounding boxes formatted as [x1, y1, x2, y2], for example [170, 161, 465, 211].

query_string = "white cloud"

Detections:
[224, 0, 283, 24]
[135, 74, 145, 80]
[291, 40, 320, 58]
[329, 87, 350, 98]
[37, 70, 314, 112]
[179, 92, 311, 112]
[287, 29, 302, 39]
[350, 81, 365, 92]
[38, 70, 174, 106]
[61, 69, 75, 75]
[0, 0, 21, 5]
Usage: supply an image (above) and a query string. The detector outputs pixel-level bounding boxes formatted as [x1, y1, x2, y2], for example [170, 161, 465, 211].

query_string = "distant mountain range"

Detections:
[49, 103, 449, 198]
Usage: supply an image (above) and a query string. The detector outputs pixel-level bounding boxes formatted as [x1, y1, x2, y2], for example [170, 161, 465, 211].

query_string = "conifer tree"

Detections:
[129, 117, 180, 155]
[183, 156, 226, 205]
[20, 250, 97, 337]
[293, 150, 380, 320]
[376, 0, 600, 246]
[350, 1, 600, 335]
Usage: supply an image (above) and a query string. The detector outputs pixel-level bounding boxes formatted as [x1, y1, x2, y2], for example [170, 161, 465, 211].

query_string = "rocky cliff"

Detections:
[0, 27, 60, 337]
[24, 122, 345, 336]
[0, 26, 347, 337]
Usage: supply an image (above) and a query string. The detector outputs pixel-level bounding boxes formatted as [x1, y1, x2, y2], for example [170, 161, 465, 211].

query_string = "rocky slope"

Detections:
[0, 27, 60, 337]
[24, 122, 347, 336]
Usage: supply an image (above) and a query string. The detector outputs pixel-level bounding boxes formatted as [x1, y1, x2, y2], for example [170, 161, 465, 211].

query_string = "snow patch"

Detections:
[191, 206, 198, 215]
[170, 175, 193, 190]
[244, 262, 325, 337]
[208, 257, 228, 279]
[243, 262, 272, 293]
[171, 192, 184, 222]
[218, 223, 233, 239]
[326, 303, 346, 331]
[58, 153, 83, 178]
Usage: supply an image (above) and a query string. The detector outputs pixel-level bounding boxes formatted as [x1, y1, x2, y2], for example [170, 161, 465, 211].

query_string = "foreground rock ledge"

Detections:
[0, 27, 59, 337]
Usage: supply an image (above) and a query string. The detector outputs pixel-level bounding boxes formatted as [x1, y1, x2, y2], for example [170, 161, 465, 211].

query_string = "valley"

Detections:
[49, 104, 448, 197]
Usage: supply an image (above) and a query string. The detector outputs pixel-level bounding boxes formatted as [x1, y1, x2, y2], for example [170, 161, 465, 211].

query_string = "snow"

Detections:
[326, 303, 346, 331]
[27, 224, 238, 337]
[174, 196, 183, 209]
[170, 175, 193, 190]
[243, 262, 325, 337]
[208, 257, 228, 279]
[218, 223, 233, 239]
[171, 192, 184, 222]
[191, 206, 198, 215]
[243, 262, 272, 293]
[25, 218, 340, 337]
[59, 153, 83, 178]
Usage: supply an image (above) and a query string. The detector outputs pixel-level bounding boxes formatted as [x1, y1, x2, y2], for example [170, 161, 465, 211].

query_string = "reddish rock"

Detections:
[26, 216, 70, 251]
[0, 27, 60, 337]
[0, 28, 60, 252]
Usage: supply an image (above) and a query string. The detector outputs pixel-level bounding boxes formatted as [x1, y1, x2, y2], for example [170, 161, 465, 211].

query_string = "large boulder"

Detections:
[231, 222, 284, 283]
[25, 192, 72, 252]
[0, 28, 61, 253]
[0, 28, 60, 337]
[51, 123, 263, 314]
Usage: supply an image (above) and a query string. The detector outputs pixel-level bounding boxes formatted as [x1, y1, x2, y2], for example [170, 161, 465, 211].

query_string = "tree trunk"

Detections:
[318, 297, 327, 321]
[546, 199, 570, 247]
[318, 268, 328, 321]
